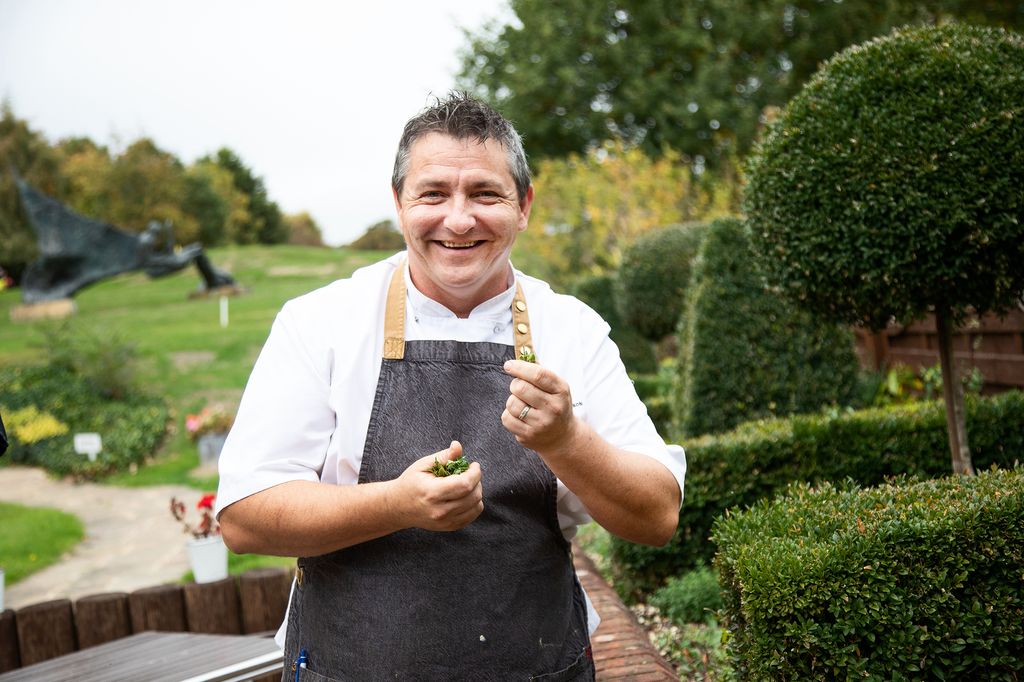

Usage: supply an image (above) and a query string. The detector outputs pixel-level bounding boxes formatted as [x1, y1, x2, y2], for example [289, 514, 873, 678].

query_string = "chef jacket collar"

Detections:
[403, 260, 517, 321]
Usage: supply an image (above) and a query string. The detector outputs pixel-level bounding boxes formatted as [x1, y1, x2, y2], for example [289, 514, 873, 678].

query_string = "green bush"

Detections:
[609, 390, 1024, 596]
[674, 216, 858, 437]
[745, 22, 1024, 332]
[713, 468, 1024, 680]
[615, 223, 707, 341]
[0, 363, 168, 479]
[570, 273, 657, 374]
[650, 566, 723, 625]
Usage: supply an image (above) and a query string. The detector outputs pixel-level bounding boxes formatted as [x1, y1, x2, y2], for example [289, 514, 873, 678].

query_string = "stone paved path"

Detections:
[0, 466, 201, 608]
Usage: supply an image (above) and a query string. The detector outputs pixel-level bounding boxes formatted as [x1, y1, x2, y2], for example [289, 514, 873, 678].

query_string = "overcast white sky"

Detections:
[0, 0, 511, 245]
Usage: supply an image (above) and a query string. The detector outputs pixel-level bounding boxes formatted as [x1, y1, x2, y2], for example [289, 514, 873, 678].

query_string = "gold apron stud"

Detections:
[516, 323, 529, 335]
[515, 300, 527, 312]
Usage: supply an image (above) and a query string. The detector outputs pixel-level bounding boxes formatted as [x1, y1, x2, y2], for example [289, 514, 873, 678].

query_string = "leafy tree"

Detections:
[285, 211, 325, 247]
[348, 219, 405, 251]
[460, 0, 1024, 168]
[208, 148, 287, 244]
[0, 102, 64, 279]
[518, 141, 731, 289]
[744, 23, 1024, 475]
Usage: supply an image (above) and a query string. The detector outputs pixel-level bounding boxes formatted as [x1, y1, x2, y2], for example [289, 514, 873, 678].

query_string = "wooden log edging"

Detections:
[1, 560, 675, 679]
[0, 567, 293, 674]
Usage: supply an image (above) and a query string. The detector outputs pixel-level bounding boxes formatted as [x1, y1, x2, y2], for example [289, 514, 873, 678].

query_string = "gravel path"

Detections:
[0, 466, 203, 609]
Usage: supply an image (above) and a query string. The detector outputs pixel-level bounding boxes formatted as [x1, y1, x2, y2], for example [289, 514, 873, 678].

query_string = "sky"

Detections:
[0, 0, 511, 245]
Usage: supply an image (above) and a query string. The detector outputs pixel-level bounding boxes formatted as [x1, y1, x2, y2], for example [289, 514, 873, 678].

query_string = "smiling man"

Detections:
[215, 92, 685, 681]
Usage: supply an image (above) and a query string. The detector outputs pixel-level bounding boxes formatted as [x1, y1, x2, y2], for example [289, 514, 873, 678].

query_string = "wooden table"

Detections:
[0, 631, 283, 682]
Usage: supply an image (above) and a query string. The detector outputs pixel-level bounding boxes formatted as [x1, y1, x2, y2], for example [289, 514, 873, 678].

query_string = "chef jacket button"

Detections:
[493, 324, 502, 334]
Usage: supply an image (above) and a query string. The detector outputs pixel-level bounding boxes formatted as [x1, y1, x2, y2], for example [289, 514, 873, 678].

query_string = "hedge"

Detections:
[615, 222, 706, 341]
[570, 273, 657, 375]
[714, 468, 1024, 679]
[609, 390, 1024, 597]
[674, 217, 858, 438]
[0, 364, 169, 479]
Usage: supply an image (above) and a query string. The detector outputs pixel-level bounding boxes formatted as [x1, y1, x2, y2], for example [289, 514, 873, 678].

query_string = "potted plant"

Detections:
[185, 406, 234, 466]
[170, 493, 227, 583]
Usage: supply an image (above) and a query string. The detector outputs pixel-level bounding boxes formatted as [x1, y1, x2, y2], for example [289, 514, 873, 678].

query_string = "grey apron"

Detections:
[282, 265, 594, 681]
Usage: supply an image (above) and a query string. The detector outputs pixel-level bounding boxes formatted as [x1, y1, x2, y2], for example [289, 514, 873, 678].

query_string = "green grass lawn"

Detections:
[1, 246, 393, 579]
[0, 245, 393, 489]
[0, 501, 85, 585]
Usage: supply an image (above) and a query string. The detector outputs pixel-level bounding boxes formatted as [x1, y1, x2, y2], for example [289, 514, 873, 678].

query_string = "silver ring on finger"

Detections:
[518, 405, 531, 421]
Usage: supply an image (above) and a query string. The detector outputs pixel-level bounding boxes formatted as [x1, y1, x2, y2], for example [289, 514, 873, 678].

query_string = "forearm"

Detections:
[219, 479, 406, 557]
[539, 418, 680, 547]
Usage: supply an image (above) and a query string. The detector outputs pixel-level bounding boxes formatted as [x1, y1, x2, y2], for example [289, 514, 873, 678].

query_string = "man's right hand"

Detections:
[389, 440, 484, 532]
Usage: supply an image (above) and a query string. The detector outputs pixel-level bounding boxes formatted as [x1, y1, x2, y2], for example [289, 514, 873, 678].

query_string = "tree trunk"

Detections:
[935, 307, 975, 475]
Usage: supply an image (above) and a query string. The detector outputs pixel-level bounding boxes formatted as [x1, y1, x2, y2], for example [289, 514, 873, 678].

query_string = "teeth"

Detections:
[441, 241, 478, 249]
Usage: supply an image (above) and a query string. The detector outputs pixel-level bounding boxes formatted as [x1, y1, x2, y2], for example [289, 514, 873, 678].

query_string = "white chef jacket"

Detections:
[215, 252, 686, 641]
[216, 252, 686, 526]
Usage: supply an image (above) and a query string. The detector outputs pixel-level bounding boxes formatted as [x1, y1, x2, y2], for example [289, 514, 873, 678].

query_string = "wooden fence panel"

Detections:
[129, 585, 186, 634]
[14, 599, 76, 667]
[0, 610, 19, 673]
[74, 593, 131, 650]
[238, 568, 291, 635]
[183, 578, 242, 635]
[855, 308, 1024, 391]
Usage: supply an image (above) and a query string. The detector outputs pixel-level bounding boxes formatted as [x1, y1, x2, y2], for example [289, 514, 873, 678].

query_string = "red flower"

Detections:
[197, 494, 216, 510]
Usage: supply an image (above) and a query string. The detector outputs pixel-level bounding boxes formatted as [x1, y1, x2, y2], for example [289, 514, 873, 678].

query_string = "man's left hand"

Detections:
[501, 359, 578, 454]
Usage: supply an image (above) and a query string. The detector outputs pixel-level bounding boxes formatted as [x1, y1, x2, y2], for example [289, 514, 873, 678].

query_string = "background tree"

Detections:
[459, 0, 1024, 169]
[744, 23, 1024, 475]
[285, 211, 325, 247]
[348, 218, 405, 251]
[207, 147, 288, 245]
[519, 141, 730, 289]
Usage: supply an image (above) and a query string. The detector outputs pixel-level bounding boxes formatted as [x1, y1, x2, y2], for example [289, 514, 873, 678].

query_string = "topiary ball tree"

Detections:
[614, 222, 707, 342]
[745, 22, 1024, 475]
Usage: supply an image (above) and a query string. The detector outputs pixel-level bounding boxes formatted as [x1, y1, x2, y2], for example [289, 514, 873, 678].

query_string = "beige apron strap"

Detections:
[383, 262, 536, 362]
[382, 262, 407, 360]
[512, 281, 536, 363]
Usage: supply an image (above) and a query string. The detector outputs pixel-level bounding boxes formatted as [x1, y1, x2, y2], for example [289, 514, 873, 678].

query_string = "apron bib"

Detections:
[282, 265, 594, 681]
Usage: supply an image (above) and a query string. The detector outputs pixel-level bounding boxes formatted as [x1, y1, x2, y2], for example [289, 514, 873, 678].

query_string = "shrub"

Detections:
[0, 363, 168, 479]
[615, 223, 707, 341]
[650, 566, 723, 625]
[40, 322, 140, 400]
[744, 22, 1024, 474]
[674, 216, 858, 437]
[713, 468, 1024, 679]
[570, 273, 657, 374]
[609, 390, 1024, 596]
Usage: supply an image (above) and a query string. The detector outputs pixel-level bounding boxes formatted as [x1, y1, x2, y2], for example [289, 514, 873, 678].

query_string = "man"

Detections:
[216, 92, 685, 681]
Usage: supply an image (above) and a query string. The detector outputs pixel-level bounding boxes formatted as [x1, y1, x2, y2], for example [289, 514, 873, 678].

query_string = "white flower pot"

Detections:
[186, 535, 228, 583]
[197, 432, 228, 466]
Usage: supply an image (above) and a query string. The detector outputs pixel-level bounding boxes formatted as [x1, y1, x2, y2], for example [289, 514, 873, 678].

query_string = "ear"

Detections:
[517, 185, 534, 233]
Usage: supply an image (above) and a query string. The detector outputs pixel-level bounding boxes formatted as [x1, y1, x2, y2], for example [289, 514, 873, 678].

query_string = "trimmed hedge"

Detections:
[674, 216, 858, 437]
[714, 468, 1024, 679]
[615, 222, 706, 341]
[0, 364, 169, 479]
[609, 390, 1024, 597]
[570, 273, 657, 375]
[650, 566, 723, 625]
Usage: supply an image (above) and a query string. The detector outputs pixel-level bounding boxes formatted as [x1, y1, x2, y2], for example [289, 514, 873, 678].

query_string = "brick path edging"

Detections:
[573, 545, 677, 680]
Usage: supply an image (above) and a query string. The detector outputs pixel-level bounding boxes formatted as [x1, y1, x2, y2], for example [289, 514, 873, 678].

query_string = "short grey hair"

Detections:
[392, 92, 531, 201]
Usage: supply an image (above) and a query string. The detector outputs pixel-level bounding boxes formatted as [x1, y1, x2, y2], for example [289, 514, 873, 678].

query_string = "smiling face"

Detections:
[393, 133, 534, 317]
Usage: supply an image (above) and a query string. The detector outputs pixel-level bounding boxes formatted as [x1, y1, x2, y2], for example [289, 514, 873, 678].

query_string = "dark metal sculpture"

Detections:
[15, 177, 236, 304]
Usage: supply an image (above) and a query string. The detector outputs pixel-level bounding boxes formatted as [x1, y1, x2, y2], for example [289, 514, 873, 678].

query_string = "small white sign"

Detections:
[73, 433, 102, 462]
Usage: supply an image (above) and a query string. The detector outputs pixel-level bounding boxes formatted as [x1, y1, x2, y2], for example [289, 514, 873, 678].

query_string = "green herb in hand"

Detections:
[431, 456, 470, 477]
[518, 349, 536, 363]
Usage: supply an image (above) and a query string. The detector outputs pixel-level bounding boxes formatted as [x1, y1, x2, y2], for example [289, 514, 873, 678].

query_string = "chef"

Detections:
[215, 92, 685, 681]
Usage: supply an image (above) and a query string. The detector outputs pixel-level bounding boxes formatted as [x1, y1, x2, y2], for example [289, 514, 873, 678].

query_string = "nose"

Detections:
[443, 195, 475, 234]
